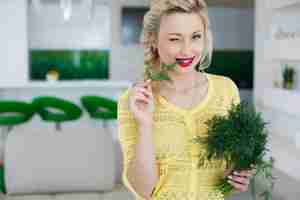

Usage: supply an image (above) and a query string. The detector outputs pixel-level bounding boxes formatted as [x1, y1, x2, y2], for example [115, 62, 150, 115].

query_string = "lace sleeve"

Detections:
[117, 90, 146, 200]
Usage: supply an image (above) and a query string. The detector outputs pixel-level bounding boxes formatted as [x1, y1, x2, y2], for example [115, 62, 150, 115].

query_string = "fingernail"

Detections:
[228, 175, 232, 179]
[233, 171, 238, 175]
[227, 180, 232, 183]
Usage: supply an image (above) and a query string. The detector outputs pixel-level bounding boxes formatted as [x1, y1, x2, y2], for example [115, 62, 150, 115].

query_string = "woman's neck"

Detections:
[161, 71, 205, 93]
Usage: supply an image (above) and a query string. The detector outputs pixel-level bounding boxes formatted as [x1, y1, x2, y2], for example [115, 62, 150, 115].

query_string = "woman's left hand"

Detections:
[227, 168, 256, 193]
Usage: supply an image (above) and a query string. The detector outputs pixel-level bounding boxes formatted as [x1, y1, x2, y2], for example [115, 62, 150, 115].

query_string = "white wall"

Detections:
[28, 4, 111, 50]
[254, 0, 300, 198]
[254, 1, 300, 102]
[0, 0, 27, 162]
[209, 7, 254, 50]
[0, 0, 28, 87]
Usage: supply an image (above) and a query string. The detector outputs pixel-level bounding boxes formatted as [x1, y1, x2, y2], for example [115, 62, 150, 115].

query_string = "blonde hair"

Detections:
[140, 0, 213, 81]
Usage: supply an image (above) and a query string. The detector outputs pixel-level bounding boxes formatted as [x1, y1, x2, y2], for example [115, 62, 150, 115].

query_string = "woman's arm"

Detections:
[126, 123, 159, 199]
[118, 87, 159, 200]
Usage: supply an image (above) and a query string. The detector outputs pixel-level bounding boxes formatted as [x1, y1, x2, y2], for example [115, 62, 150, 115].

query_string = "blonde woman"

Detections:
[118, 0, 254, 199]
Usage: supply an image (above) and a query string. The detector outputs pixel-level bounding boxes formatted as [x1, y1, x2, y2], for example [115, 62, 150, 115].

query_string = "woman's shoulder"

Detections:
[206, 73, 238, 91]
[118, 88, 130, 101]
[206, 73, 240, 105]
[206, 72, 234, 83]
[117, 88, 131, 110]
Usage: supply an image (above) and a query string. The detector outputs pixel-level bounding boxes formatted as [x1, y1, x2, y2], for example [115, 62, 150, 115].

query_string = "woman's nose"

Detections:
[179, 41, 192, 56]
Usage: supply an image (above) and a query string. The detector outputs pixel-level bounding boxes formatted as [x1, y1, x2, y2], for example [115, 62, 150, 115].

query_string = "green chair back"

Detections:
[32, 96, 82, 123]
[0, 101, 36, 126]
[80, 96, 117, 120]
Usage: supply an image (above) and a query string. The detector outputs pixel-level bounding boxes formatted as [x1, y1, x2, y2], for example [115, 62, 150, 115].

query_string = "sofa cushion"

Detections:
[2, 184, 134, 200]
[4, 120, 116, 194]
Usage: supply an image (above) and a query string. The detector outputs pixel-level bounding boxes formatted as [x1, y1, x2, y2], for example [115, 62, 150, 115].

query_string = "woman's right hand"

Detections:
[128, 79, 154, 126]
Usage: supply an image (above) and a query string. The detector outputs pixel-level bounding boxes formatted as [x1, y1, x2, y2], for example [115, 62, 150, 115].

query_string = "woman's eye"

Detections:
[193, 34, 202, 40]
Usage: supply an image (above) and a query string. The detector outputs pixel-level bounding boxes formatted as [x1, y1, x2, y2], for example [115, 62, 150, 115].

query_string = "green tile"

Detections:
[30, 50, 109, 80]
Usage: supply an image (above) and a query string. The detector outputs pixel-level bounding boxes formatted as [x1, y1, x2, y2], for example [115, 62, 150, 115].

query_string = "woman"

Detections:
[118, 0, 254, 199]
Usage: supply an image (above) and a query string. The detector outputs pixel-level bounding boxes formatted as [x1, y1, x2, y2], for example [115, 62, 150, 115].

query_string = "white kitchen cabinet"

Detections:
[261, 88, 300, 117]
[0, 0, 28, 87]
[265, 39, 300, 60]
[258, 103, 300, 182]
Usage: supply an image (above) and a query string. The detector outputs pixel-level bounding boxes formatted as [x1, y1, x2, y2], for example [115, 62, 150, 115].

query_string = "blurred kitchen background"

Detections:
[0, 0, 299, 199]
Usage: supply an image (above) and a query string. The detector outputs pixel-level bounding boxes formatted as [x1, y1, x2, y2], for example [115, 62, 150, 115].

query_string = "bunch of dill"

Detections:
[192, 101, 276, 199]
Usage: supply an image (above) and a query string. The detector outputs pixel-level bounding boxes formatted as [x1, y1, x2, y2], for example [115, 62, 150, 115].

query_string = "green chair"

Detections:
[0, 101, 36, 132]
[32, 96, 82, 131]
[0, 101, 36, 192]
[0, 164, 5, 193]
[80, 96, 117, 129]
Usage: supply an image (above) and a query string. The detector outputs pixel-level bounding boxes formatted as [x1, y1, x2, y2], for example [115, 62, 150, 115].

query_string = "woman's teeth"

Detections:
[176, 58, 194, 67]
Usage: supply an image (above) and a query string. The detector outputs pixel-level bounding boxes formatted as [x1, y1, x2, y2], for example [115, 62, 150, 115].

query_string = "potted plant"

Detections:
[282, 64, 295, 90]
[46, 67, 60, 82]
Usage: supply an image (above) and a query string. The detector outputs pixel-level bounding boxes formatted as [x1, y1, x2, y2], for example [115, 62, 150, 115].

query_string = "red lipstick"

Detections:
[176, 57, 194, 68]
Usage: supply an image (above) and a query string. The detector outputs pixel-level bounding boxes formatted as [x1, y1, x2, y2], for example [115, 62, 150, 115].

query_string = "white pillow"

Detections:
[4, 120, 116, 194]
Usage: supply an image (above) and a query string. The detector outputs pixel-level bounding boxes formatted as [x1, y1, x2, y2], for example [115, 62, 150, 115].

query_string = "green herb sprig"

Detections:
[192, 101, 276, 199]
[145, 50, 210, 81]
[145, 62, 176, 81]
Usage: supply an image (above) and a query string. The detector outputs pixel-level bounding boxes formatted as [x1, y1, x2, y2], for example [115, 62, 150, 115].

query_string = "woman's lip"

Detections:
[176, 57, 194, 61]
[176, 57, 195, 67]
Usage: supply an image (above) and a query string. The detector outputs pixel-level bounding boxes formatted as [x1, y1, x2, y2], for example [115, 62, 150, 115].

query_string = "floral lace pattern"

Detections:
[154, 189, 225, 200]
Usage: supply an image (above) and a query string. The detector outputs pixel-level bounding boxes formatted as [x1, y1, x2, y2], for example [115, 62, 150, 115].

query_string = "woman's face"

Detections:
[157, 12, 205, 74]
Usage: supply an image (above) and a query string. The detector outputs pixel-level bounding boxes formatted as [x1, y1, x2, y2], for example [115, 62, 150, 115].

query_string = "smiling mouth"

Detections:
[176, 57, 195, 68]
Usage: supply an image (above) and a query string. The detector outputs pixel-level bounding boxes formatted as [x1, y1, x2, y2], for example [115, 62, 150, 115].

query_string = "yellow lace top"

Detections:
[118, 73, 240, 200]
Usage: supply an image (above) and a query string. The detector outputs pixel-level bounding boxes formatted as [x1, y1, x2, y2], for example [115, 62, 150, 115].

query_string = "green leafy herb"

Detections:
[192, 101, 275, 199]
[146, 63, 176, 81]
[151, 71, 172, 81]
[161, 63, 177, 71]
[147, 49, 211, 81]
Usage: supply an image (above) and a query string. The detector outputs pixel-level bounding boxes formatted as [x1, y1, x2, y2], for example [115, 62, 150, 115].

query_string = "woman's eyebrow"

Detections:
[168, 33, 182, 36]
[168, 30, 203, 36]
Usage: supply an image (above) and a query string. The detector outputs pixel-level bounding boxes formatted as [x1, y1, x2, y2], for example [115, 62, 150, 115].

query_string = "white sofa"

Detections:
[0, 184, 133, 200]
[0, 118, 135, 200]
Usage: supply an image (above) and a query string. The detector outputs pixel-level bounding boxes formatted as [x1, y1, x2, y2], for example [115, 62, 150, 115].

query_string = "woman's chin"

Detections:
[175, 64, 197, 74]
